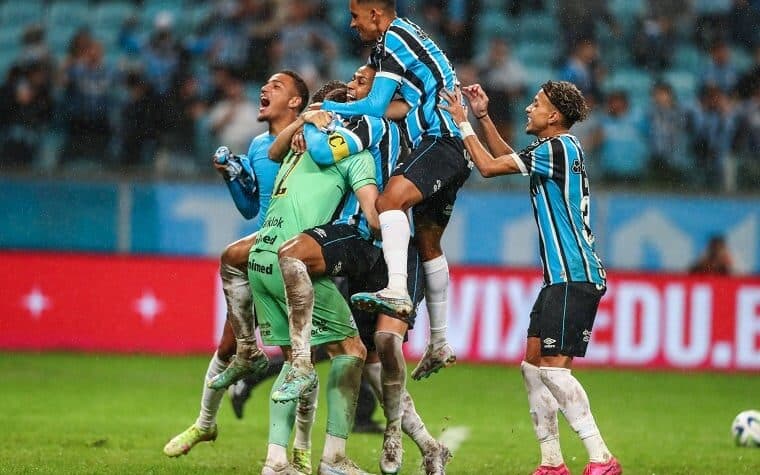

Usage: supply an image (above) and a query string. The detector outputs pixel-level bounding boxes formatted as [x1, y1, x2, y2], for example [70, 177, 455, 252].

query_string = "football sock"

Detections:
[423, 255, 449, 346]
[521, 361, 563, 467]
[268, 363, 296, 454]
[220, 263, 258, 360]
[375, 330, 406, 424]
[294, 379, 319, 450]
[379, 210, 411, 292]
[401, 390, 437, 451]
[196, 351, 227, 430]
[324, 355, 364, 461]
[364, 361, 382, 401]
[279, 256, 314, 372]
[540, 367, 612, 463]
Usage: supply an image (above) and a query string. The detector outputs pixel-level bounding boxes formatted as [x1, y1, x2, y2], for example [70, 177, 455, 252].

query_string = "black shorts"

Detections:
[303, 223, 424, 351]
[527, 282, 606, 357]
[393, 135, 472, 227]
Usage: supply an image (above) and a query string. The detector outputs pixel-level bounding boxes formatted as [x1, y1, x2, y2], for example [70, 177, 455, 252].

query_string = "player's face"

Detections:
[347, 66, 376, 101]
[349, 0, 382, 42]
[524, 89, 559, 136]
[258, 73, 298, 121]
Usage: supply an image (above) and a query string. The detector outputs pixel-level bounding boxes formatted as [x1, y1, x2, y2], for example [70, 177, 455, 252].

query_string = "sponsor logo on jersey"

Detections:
[328, 133, 349, 161]
[543, 337, 556, 348]
[263, 216, 284, 228]
[260, 235, 277, 246]
[248, 258, 274, 275]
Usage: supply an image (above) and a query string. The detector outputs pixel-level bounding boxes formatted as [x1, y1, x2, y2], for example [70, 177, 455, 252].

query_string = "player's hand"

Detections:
[291, 131, 306, 154]
[462, 84, 489, 119]
[308, 102, 322, 111]
[438, 88, 468, 124]
[301, 110, 334, 129]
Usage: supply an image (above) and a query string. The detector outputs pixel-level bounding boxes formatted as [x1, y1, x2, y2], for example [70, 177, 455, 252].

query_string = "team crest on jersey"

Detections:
[572, 158, 585, 174]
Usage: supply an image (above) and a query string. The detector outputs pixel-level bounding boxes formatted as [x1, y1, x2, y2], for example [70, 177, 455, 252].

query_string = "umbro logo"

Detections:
[582, 329, 592, 342]
[543, 337, 556, 348]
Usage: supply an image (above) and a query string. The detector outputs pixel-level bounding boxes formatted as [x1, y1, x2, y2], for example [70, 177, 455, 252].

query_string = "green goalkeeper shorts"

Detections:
[247, 250, 358, 347]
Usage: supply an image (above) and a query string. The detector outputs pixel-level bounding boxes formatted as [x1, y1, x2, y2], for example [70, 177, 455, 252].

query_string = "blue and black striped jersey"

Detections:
[515, 134, 606, 287]
[370, 17, 460, 147]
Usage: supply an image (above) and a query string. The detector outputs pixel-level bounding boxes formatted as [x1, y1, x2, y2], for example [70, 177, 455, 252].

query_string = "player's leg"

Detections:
[228, 352, 286, 419]
[209, 234, 269, 389]
[163, 320, 236, 457]
[273, 232, 328, 400]
[537, 284, 621, 475]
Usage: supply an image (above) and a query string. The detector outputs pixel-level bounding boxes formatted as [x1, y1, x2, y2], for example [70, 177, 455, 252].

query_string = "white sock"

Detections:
[401, 390, 436, 452]
[322, 434, 347, 463]
[364, 361, 383, 401]
[220, 263, 258, 360]
[423, 255, 449, 346]
[521, 361, 563, 467]
[279, 256, 314, 371]
[379, 210, 411, 292]
[196, 352, 228, 430]
[540, 367, 612, 463]
[294, 380, 319, 450]
[265, 443, 288, 467]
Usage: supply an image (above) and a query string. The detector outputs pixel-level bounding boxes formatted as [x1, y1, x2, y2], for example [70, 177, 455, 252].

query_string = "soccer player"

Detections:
[439, 82, 622, 475]
[270, 65, 451, 474]
[321, 0, 472, 380]
[162, 70, 309, 458]
[218, 84, 378, 475]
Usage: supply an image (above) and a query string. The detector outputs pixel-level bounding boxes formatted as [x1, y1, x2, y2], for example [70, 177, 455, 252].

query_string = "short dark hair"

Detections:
[356, 0, 396, 10]
[541, 80, 589, 128]
[279, 70, 310, 113]
[312, 80, 347, 103]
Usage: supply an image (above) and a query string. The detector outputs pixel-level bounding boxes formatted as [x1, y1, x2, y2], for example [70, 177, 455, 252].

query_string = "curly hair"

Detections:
[541, 80, 589, 128]
[312, 80, 347, 104]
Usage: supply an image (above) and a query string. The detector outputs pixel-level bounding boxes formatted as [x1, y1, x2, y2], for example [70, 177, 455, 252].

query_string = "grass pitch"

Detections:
[1, 353, 758, 474]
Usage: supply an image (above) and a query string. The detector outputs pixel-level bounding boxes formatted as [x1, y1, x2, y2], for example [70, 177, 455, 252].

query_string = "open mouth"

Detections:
[347, 92, 356, 101]
[260, 96, 270, 108]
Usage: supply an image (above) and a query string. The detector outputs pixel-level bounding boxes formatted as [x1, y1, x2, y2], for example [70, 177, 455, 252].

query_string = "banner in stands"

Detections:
[2, 252, 759, 371]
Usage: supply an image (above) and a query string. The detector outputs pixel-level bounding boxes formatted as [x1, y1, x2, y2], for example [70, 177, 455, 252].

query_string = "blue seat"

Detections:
[47, 1, 89, 29]
[0, 0, 43, 27]
[603, 68, 653, 98]
[672, 44, 704, 73]
[93, 2, 136, 30]
[662, 70, 698, 102]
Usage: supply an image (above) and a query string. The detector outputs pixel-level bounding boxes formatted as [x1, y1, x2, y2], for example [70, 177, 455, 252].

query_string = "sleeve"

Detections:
[339, 151, 377, 192]
[304, 117, 386, 165]
[321, 76, 398, 118]
[224, 178, 259, 220]
[517, 138, 567, 180]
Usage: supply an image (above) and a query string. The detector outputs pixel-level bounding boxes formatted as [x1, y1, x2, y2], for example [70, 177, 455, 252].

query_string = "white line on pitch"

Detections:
[439, 426, 470, 453]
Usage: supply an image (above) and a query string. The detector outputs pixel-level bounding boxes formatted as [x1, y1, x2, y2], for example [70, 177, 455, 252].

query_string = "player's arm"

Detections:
[341, 151, 380, 231]
[355, 183, 380, 234]
[385, 99, 411, 121]
[322, 76, 398, 118]
[268, 116, 305, 162]
[462, 84, 514, 157]
[438, 88, 521, 177]
[304, 116, 385, 165]
[224, 175, 259, 219]
[213, 148, 260, 219]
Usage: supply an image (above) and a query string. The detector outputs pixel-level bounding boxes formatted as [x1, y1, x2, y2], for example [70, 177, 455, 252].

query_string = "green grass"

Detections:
[1, 353, 759, 474]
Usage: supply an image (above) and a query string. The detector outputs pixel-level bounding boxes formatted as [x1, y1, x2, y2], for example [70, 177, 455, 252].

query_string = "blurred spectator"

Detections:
[59, 40, 114, 165]
[689, 235, 734, 275]
[588, 90, 648, 184]
[685, 85, 739, 191]
[241, 0, 286, 82]
[646, 82, 692, 186]
[559, 39, 604, 102]
[207, 69, 262, 155]
[441, 0, 478, 63]
[701, 40, 740, 93]
[270, 0, 337, 90]
[18, 24, 55, 76]
[735, 45, 760, 98]
[556, 0, 620, 55]
[733, 81, 760, 187]
[693, 0, 733, 49]
[141, 12, 189, 98]
[162, 75, 207, 167]
[475, 37, 527, 144]
[204, 1, 252, 73]
[728, 0, 760, 51]
[118, 71, 160, 168]
[0, 64, 52, 167]
[506, 0, 545, 17]
[632, 15, 676, 72]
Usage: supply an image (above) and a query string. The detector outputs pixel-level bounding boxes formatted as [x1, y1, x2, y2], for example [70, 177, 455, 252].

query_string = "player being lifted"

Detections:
[163, 70, 309, 458]
[268, 65, 451, 475]
[321, 0, 472, 380]
[216, 82, 378, 475]
[439, 82, 622, 475]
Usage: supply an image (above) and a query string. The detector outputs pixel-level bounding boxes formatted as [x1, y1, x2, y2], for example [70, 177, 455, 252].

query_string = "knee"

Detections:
[374, 331, 404, 369]
[221, 238, 252, 269]
[344, 336, 367, 361]
[217, 333, 237, 361]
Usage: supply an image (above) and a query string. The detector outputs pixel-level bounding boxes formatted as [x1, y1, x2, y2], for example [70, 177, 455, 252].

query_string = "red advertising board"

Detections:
[2, 252, 760, 370]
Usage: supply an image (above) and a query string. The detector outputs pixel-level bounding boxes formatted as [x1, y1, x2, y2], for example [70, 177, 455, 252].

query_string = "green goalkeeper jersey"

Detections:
[253, 149, 376, 254]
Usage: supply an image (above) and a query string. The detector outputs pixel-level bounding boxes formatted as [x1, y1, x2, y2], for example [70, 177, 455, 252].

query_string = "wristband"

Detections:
[458, 121, 476, 139]
[475, 111, 488, 120]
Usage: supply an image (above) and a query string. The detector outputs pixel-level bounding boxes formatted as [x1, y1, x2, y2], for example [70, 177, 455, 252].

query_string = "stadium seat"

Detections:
[661, 70, 698, 102]
[0, 0, 43, 27]
[602, 68, 653, 98]
[477, 12, 513, 41]
[513, 13, 557, 43]
[47, 1, 89, 30]
[92, 2, 136, 30]
[672, 44, 704, 73]
[513, 41, 557, 68]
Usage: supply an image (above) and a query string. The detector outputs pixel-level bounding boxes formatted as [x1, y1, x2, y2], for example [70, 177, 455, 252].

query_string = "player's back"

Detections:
[253, 149, 376, 254]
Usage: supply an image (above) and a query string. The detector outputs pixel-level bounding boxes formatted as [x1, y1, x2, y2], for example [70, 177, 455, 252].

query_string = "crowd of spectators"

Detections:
[0, 0, 758, 193]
